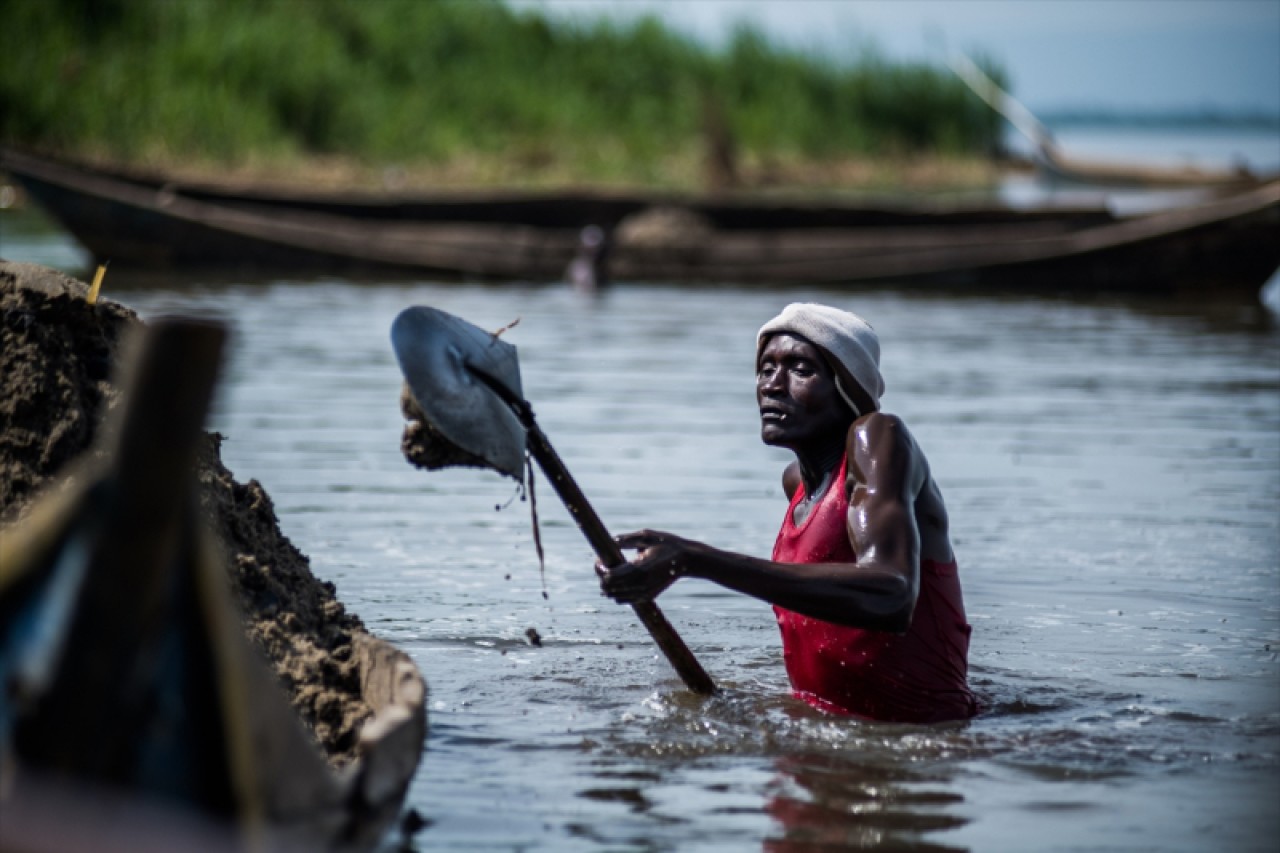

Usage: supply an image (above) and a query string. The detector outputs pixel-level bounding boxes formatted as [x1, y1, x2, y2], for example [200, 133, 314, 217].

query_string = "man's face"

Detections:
[756, 333, 851, 450]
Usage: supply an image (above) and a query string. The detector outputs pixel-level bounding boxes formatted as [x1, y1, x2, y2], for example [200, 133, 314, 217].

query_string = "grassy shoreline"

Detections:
[3, 0, 1009, 194]
[18, 146, 1007, 196]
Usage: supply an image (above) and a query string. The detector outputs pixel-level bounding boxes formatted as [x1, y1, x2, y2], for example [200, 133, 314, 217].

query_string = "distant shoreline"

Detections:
[1038, 109, 1279, 131]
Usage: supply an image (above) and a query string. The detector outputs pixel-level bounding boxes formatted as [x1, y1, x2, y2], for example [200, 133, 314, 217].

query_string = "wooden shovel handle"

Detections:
[522, 422, 717, 696]
[469, 369, 715, 695]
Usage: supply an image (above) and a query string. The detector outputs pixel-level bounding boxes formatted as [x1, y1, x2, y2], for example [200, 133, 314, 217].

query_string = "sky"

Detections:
[509, 0, 1280, 115]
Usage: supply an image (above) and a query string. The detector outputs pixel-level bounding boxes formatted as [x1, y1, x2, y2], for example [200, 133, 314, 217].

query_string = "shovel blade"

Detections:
[391, 307, 527, 482]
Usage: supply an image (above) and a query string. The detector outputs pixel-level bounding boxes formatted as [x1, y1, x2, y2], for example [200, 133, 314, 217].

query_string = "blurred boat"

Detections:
[1031, 145, 1265, 190]
[2, 147, 1120, 229]
[3, 147, 1278, 292]
[948, 52, 1271, 190]
[0, 313, 426, 852]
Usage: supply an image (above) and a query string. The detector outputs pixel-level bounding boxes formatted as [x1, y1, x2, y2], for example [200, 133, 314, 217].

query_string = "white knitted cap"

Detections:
[757, 303, 885, 412]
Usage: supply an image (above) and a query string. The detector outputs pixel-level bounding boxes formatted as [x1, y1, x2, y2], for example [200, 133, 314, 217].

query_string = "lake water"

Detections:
[1009, 125, 1280, 175]
[2, 189, 1278, 851]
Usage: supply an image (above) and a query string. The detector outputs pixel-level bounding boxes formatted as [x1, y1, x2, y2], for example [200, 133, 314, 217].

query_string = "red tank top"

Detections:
[771, 454, 977, 723]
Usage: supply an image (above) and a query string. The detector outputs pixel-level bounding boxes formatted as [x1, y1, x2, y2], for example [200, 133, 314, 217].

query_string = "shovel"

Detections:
[391, 307, 716, 696]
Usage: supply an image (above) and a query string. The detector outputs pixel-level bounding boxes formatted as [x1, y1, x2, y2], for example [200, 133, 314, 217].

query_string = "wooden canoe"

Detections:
[1033, 145, 1269, 190]
[946, 53, 1273, 191]
[4, 147, 1278, 292]
[2, 147, 1122, 230]
[0, 305, 426, 852]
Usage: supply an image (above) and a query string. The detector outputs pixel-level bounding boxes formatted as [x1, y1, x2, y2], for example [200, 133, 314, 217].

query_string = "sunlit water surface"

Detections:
[3, 206, 1279, 852]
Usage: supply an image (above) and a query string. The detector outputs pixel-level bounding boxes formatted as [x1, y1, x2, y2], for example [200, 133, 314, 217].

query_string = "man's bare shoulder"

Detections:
[848, 412, 912, 453]
[846, 412, 927, 489]
[782, 460, 801, 500]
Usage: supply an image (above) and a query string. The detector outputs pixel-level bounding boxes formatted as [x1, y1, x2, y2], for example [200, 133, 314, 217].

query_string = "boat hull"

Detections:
[5, 149, 1278, 292]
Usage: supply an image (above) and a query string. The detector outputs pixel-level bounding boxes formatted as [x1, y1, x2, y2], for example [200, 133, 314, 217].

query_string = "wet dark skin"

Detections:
[597, 332, 954, 634]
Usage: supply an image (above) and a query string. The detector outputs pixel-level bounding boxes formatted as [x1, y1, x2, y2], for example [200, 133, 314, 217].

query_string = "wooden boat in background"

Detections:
[946, 53, 1273, 191]
[2, 147, 1121, 230]
[1032, 145, 1266, 190]
[3, 147, 1278, 292]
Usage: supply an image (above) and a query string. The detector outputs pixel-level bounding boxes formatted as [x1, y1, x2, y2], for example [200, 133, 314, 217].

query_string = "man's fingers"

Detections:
[598, 564, 645, 596]
[603, 584, 648, 604]
[597, 563, 631, 589]
[613, 532, 647, 549]
[598, 533, 674, 606]
[613, 529, 665, 550]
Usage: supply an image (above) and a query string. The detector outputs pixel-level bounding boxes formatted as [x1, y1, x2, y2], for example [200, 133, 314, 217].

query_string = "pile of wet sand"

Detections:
[0, 260, 370, 764]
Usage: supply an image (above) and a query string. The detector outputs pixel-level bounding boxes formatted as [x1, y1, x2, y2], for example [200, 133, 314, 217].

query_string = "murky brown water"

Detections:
[3, 208, 1279, 851]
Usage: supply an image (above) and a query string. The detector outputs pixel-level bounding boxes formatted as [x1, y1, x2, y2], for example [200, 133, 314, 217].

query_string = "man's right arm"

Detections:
[599, 527, 914, 633]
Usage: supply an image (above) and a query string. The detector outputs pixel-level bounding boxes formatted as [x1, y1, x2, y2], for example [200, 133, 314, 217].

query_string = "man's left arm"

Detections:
[841, 413, 927, 633]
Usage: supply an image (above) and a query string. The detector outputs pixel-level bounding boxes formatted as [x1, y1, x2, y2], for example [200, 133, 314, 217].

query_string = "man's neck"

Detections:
[796, 437, 846, 500]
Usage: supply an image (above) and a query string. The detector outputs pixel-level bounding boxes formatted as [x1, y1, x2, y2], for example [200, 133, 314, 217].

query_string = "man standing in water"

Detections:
[598, 303, 977, 723]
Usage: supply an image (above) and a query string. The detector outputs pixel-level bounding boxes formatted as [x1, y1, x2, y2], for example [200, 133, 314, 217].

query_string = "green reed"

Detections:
[0, 0, 1007, 182]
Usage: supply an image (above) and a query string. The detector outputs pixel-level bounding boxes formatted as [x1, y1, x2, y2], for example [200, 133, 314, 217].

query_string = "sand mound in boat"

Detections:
[0, 260, 374, 765]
